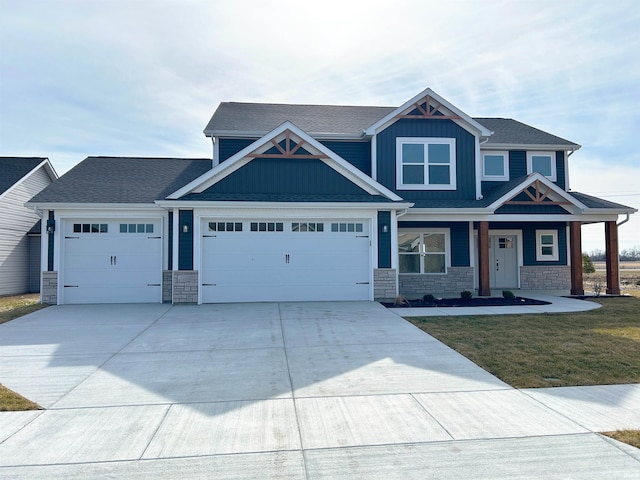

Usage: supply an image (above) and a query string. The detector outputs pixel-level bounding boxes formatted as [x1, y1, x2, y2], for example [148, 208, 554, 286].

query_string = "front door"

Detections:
[489, 235, 518, 288]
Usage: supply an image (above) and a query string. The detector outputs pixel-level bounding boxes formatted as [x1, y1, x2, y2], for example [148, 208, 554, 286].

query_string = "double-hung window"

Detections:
[536, 230, 559, 261]
[398, 230, 450, 274]
[527, 151, 557, 181]
[482, 151, 509, 180]
[396, 138, 456, 190]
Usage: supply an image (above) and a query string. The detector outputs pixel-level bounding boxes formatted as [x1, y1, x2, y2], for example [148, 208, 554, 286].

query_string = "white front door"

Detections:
[62, 219, 162, 304]
[489, 235, 518, 289]
[201, 219, 371, 303]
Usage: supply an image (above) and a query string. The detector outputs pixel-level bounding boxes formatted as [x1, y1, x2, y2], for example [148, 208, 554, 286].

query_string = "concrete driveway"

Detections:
[0, 302, 638, 478]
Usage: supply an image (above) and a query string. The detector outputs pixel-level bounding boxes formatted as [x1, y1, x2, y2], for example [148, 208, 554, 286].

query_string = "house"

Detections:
[27, 88, 636, 305]
[0, 157, 57, 296]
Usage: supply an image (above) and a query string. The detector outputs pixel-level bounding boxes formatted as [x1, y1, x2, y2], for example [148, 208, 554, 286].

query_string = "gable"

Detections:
[364, 88, 492, 138]
[487, 173, 586, 214]
[171, 122, 404, 202]
[0, 157, 53, 197]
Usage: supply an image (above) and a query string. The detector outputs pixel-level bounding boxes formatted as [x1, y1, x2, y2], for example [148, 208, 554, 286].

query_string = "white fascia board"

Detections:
[172, 121, 403, 202]
[364, 87, 493, 137]
[582, 207, 638, 215]
[486, 172, 588, 212]
[25, 202, 162, 211]
[156, 200, 414, 210]
[406, 208, 493, 216]
[408, 212, 624, 223]
[481, 143, 582, 151]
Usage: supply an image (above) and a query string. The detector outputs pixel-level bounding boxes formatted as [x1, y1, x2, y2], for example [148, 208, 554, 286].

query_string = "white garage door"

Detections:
[201, 219, 371, 303]
[62, 219, 162, 304]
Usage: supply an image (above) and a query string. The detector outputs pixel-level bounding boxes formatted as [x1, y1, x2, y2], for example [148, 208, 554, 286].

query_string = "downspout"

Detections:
[476, 137, 490, 200]
[617, 213, 630, 227]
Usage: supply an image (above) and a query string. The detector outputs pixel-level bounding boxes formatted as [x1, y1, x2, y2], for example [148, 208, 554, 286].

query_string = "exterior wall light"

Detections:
[46, 219, 55, 234]
[182, 224, 189, 233]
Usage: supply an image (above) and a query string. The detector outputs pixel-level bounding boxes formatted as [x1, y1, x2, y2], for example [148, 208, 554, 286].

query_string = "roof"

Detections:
[569, 191, 637, 211]
[0, 157, 49, 195]
[205, 103, 395, 137]
[29, 157, 212, 204]
[474, 118, 579, 147]
[205, 103, 579, 148]
[177, 192, 398, 203]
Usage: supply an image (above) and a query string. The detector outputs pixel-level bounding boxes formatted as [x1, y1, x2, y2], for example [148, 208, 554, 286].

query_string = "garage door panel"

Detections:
[62, 219, 162, 304]
[201, 219, 371, 303]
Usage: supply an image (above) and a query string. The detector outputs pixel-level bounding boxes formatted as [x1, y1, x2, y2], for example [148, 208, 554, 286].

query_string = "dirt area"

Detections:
[585, 262, 640, 296]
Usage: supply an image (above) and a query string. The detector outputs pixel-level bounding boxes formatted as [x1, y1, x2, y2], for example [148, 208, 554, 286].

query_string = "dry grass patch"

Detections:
[407, 297, 640, 388]
[0, 384, 41, 411]
[0, 293, 48, 325]
[602, 430, 640, 449]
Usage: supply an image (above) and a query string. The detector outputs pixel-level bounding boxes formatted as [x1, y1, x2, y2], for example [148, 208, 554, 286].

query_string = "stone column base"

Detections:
[172, 270, 198, 304]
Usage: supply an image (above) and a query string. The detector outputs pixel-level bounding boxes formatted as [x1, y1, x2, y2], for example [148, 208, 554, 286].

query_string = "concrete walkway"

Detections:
[0, 302, 638, 479]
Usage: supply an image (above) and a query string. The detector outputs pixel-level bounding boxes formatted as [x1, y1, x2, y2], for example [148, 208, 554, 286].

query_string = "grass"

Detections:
[0, 293, 48, 325]
[0, 294, 46, 411]
[602, 430, 640, 449]
[407, 296, 640, 388]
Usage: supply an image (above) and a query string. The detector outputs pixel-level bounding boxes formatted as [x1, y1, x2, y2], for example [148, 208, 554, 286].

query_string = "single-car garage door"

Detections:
[62, 219, 162, 304]
[201, 219, 371, 303]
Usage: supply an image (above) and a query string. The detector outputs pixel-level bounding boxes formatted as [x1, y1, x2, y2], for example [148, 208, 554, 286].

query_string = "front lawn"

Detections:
[407, 296, 640, 388]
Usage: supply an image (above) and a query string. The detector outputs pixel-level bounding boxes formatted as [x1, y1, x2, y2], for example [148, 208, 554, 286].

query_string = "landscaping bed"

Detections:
[383, 296, 550, 308]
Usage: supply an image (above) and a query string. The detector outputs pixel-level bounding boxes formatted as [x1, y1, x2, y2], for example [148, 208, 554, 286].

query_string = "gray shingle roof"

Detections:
[205, 102, 395, 137]
[29, 157, 211, 204]
[178, 192, 397, 203]
[0, 157, 47, 195]
[569, 191, 636, 211]
[204, 103, 579, 147]
[473, 118, 579, 147]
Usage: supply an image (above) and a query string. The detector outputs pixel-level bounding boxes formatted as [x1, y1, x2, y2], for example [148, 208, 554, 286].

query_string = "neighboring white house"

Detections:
[0, 157, 57, 296]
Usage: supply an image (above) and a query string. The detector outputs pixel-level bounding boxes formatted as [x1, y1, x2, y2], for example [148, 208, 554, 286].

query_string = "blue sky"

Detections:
[1, 0, 638, 251]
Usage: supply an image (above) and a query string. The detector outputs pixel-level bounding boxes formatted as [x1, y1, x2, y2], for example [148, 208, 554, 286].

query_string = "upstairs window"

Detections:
[396, 138, 456, 190]
[527, 152, 557, 181]
[482, 151, 508, 180]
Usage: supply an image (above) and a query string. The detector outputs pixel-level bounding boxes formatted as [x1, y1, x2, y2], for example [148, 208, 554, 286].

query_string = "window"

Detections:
[292, 222, 324, 232]
[482, 151, 508, 180]
[209, 222, 242, 232]
[330, 222, 364, 233]
[536, 230, 559, 261]
[120, 223, 154, 233]
[527, 152, 557, 181]
[396, 138, 456, 190]
[398, 230, 449, 274]
[74, 223, 108, 233]
[250, 222, 283, 232]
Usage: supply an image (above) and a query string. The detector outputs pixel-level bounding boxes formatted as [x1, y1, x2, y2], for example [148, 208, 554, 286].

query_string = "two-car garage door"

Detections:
[62, 219, 162, 304]
[201, 218, 371, 303]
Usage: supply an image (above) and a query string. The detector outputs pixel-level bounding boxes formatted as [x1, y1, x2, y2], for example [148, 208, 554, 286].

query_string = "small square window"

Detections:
[128, 224, 136, 233]
[82, 224, 90, 233]
[137, 224, 145, 233]
[316, 223, 324, 232]
[482, 152, 508, 180]
[276, 223, 283, 232]
[74, 224, 81, 233]
[120, 224, 127, 233]
[259, 222, 266, 232]
[251, 222, 258, 232]
[235, 223, 243, 231]
[100, 224, 108, 233]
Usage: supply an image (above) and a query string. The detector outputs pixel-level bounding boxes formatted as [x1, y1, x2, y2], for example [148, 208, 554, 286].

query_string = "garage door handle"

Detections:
[65, 236, 79, 239]
[148, 236, 161, 239]
[147, 284, 161, 287]
[285, 254, 290, 264]
[110, 256, 113, 265]
[64, 285, 79, 288]
[356, 282, 370, 285]
[113, 256, 117, 265]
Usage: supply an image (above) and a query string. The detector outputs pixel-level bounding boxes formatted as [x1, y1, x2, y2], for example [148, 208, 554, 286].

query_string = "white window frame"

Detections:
[396, 137, 457, 190]
[481, 151, 509, 180]
[536, 229, 559, 261]
[527, 151, 557, 181]
[398, 228, 451, 274]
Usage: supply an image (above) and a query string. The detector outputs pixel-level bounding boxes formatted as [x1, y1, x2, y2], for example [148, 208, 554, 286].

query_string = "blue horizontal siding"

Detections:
[399, 221, 470, 267]
[376, 119, 477, 201]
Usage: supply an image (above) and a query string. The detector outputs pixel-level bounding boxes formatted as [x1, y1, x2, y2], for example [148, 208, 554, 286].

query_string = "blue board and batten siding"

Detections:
[377, 211, 392, 268]
[178, 210, 193, 270]
[218, 138, 371, 175]
[194, 158, 372, 196]
[488, 221, 567, 266]
[376, 119, 476, 200]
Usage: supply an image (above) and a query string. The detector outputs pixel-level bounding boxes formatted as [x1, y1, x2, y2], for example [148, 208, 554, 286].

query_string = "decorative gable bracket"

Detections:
[396, 95, 462, 121]
[504, 179, 571, 206]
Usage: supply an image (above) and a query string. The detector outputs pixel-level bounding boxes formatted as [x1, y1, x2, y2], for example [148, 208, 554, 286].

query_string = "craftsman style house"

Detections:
[27, 88, 635, 304]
